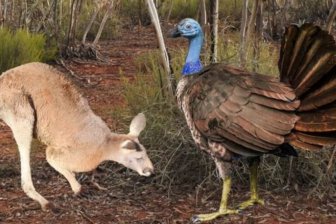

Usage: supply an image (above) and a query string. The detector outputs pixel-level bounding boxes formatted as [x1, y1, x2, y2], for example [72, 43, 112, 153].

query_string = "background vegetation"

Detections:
[0, 0, 335, 195]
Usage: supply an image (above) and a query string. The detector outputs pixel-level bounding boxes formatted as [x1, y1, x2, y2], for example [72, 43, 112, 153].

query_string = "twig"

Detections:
[327, 145, 336, 174]
[77, 209, 95, 224]
[56, 59, 85, 81]
[56, 59, 102, 87]
[285, 157, 293, 187]
[90, 174, 108, 191]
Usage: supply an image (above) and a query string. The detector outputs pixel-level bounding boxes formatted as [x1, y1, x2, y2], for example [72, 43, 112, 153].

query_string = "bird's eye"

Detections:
[186, 24, 192, 29]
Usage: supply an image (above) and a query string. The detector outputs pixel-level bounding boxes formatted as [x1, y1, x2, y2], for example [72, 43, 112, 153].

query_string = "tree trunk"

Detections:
[166, 0, 173, 24]
[146, 0, 175, 96]
[11, 0, 15, 23]
[73, 0, 83, 41]
[198, 0, 207, 53]
[67, 0, 82, 47]
[326, 0, 336, 33]
[253, 0, 263, 71]
[53, 0, 59, 43]
[278, 0, 288, 31]
[246, 0, 260, 41]
[82, 8, 99, 44]
[24, 0, 29, 28]
[3, 0, 8, 27]
[67, 0, 77, 46]
[209, 0, 219, 63]
[0, 1, 2, 27]
[93, 0, 114, 46]
[240, 0, 249, 67]
[59, 0, 63, 27]
[199, 0, 207, 27]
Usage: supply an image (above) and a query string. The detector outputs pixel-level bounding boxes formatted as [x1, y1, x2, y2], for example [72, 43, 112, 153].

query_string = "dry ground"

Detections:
[0, 26, 335, 224]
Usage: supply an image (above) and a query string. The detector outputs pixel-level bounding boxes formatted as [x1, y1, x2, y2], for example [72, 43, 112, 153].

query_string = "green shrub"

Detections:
[0, 28, 56, 73]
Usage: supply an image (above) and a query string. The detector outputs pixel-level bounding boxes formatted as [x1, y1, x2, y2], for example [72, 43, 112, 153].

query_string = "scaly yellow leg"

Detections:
[238, 158, 264, 210]
[192, 176, 239, 223]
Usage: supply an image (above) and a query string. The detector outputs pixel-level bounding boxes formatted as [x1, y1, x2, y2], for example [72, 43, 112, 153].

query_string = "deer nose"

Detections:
[142, 167, 154, 176]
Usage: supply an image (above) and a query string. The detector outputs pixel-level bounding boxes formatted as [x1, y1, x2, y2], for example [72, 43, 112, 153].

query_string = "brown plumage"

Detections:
[172, 19, 336, 222]
[177, 24, 336, 158]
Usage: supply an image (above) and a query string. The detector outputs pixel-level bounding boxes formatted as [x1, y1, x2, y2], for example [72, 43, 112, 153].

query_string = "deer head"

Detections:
[109, 113, 154, 176]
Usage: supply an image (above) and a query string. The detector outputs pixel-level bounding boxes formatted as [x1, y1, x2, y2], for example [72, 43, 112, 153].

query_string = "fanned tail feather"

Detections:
[279, 24, 336, 150]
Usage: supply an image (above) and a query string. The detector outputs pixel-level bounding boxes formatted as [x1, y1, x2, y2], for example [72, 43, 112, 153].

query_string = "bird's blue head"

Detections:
[170, 18, 204, 76]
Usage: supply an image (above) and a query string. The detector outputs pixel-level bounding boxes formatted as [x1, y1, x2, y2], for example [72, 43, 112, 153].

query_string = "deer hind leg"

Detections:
[1, 95, 49, 210]
[46, 147, 81, 195]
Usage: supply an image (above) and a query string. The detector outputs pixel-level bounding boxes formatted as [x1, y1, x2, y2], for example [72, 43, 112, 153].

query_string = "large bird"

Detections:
[170, 18, 336, 222]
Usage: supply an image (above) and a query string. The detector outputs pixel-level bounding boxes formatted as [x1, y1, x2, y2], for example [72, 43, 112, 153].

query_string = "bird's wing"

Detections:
[187, 64, 300, 157]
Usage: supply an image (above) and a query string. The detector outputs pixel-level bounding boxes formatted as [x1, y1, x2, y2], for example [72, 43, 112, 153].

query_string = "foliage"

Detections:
[285, 0, 331, 23]
[0, 28, 56, 73]
[208, 32, 279, 76]
[159, 0, 199, 21]
[118, 0, 242, 26]
[119, 0, 151, 26]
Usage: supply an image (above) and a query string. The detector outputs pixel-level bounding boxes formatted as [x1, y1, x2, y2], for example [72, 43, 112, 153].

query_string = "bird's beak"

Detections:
[169, 26, 181, 38]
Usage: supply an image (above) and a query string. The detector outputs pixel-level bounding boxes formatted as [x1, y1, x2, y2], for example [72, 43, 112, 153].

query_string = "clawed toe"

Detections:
[191, 215, 201, 224]
[238, 198, 264, 210]
[191, 209, 239, 223]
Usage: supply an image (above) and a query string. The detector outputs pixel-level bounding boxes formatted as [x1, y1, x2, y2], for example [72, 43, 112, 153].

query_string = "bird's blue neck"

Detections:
[182, 32, 203, 76]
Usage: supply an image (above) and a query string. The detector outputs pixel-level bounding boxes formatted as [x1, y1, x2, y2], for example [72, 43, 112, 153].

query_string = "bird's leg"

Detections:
[238, 157, 264, 210]
[192, 159, 238, 223]
[192, 176, 239, 223]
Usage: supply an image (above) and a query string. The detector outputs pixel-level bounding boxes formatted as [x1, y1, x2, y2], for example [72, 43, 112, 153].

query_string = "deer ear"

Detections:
[129, 113, 146, 136]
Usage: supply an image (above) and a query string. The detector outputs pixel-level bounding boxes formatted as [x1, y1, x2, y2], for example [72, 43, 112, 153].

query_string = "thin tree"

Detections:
[53, 0, 59, 41]
[267, 0, 276, 38]
[276, 0, 287, 30]
[240, 0, 249, 67]
[246, 0, 260, 41]
[67, 0, 82, 47]
[93, 0, 115, 47]
[244, 0, 261, 70]
[198, 0, 207, 53]
[2, 0, 8, 27]
[209, 0, 219, 63]
[146, 0, 175, 96]
[166, 0, 173, 24]
[199, 0, 207, 28]
[0, 1, 2, 27]
[253, 0, 264, 71]
[326, 0, 336, 33]
[82, 0, 107, 45]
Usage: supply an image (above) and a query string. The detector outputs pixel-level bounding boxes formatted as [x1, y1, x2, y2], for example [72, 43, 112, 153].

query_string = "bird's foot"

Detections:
[191, 208, 239, 223]
[238, 197, 264, 210]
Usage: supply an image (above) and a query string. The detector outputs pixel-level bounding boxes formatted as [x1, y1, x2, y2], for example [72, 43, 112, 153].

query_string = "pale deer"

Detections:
[0, 62, 154, 210]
